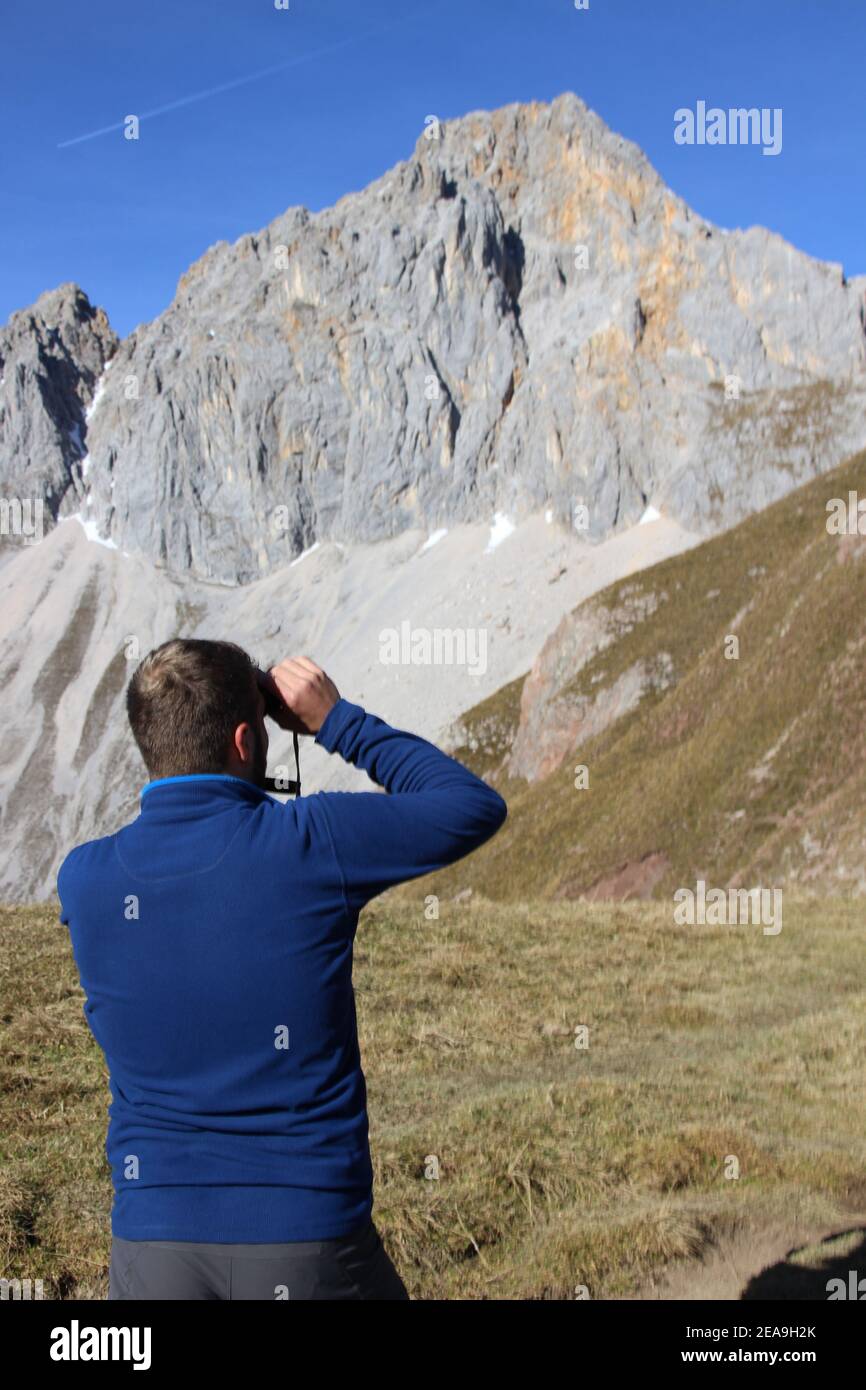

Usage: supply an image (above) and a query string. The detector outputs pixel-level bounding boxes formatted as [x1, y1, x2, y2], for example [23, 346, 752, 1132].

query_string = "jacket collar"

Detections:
[140, 773, 271, 806]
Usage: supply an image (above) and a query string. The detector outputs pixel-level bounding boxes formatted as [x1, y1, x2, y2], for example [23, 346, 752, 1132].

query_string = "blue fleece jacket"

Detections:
[56, 698, 507, 1243]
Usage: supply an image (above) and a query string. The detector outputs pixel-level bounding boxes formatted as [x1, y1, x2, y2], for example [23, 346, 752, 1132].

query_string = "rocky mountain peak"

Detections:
[2, 94, 865, 583]
[0, 283, 118, 524]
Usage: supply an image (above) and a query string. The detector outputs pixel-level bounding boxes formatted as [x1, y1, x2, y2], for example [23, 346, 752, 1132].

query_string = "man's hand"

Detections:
[257, 657, 340, 736]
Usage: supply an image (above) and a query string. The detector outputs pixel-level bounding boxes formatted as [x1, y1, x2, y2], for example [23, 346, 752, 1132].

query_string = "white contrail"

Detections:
[57, 26, 398, 149]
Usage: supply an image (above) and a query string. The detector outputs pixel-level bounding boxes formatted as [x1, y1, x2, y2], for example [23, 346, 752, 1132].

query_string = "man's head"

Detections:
[126, 638, 269, 785]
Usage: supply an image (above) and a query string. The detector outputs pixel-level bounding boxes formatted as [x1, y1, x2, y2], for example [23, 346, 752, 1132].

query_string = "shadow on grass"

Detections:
[742, 1227, 866, 1301]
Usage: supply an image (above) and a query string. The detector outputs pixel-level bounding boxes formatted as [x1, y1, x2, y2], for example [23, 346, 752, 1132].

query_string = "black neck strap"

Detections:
[262, 730, 301, 797]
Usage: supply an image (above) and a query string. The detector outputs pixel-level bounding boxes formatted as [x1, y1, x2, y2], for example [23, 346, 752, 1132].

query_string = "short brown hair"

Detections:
[126, 638, 260, 778]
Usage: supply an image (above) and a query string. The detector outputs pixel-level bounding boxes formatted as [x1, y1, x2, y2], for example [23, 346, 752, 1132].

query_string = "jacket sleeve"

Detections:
[308, 698, 507, 914]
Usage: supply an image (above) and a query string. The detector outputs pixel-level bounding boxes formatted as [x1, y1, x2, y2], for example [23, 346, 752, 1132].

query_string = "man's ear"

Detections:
[232, 721, 255, 765]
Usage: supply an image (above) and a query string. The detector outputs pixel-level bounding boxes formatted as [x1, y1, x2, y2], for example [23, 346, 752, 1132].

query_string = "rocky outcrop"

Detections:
[3, 94, 865, 581]
[507, 587, 674, 781]
[0, 284, 118, 527]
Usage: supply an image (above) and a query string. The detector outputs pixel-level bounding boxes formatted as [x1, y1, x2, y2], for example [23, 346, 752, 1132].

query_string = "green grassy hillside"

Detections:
[416, 448, 866, 905]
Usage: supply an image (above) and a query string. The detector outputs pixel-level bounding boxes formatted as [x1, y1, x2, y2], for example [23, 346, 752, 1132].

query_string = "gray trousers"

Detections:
[108, 1219, 409, 1300]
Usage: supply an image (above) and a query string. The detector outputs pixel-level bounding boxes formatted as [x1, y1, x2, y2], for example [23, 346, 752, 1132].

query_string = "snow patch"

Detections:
[290, 541, 321, 568]
[61, 513, 118, 550]
[85, 358, 112, 424]
[639, 505, 661, 525]
[419, 528, 448, 554]
[484, 513, 515, 553]
[545, 507, 554, 524]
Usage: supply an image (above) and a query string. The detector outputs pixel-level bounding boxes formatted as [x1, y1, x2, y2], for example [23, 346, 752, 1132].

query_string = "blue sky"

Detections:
[3, 0, 863, 339]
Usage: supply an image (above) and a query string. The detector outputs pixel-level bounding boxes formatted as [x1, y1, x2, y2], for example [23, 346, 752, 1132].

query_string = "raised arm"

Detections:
[311, 698, 507, 914]
[262, 656, 507, 914]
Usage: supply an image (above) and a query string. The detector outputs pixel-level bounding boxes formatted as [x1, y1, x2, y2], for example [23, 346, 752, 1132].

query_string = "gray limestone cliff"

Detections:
[2, 93, 864, 582]
[0, 284, 118, 529]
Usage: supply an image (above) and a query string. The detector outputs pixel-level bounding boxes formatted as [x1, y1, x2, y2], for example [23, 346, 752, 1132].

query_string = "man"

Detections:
[57, 639, 507, 1300]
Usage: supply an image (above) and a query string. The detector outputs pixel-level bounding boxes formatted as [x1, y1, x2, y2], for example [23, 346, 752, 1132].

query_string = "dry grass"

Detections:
[2, 895, 864, 1299]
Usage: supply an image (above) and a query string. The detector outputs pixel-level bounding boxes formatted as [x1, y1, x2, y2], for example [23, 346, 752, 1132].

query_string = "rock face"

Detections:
[507, 598, 659, 783]
[2, 93, 865, 582]
[0, 284, 118, 528]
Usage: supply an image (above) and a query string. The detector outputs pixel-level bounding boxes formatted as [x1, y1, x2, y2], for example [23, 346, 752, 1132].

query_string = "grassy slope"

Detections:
[2, 899, 864, 1299]
[408, 447, 866, 905]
